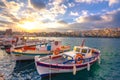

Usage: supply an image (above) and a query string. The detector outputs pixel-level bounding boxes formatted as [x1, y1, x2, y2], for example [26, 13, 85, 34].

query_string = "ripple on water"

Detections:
[1, 38, 120, 80]
[0, 50, 16, 80]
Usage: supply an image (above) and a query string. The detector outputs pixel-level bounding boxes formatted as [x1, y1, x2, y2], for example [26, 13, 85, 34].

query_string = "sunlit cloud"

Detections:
[109, 0, 120, 6]
[70, 11, 79, 16]
[0, 0, 120, 32]
[49, 3, 67, 16]
[3, 0, 23, 15]
[75, 0, 104, 4]
[81, 10, 88, 16]
[72, 8, 120, 31]
[75, 0, 120, 7]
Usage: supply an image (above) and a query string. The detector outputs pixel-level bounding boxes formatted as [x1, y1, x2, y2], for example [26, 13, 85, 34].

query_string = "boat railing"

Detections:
[82, 52, 99, 63]
[62, 52, 99, 64]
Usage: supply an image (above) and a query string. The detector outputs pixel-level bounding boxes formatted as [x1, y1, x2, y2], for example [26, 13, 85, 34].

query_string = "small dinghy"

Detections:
[11, 41, 70, 60]
[35, 40, 101, 77]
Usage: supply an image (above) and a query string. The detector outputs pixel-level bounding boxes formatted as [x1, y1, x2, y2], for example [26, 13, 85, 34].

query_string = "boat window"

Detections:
[75, 48, 80, 52]
[81, 49, 88, 53]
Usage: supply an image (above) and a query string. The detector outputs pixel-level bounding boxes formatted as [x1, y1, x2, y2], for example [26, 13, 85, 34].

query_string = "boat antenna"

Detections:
[80, 39, 85, 47]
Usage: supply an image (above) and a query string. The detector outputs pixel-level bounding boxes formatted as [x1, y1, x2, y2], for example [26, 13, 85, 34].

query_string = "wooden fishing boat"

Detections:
[11, 41, 70, 60]
[1, 35, 55, 54]
[5, 39, 53, 54]
[35, 40, 101, 77]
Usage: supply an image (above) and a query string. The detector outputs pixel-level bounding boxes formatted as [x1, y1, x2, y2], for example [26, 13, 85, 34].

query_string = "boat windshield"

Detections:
[75, 48, 80, 52]
[81, 49, 88, 54]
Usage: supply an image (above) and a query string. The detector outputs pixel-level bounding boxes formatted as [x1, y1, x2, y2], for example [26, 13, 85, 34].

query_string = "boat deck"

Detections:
[40, 55, 69, 64]
[39, 52, 98, 65]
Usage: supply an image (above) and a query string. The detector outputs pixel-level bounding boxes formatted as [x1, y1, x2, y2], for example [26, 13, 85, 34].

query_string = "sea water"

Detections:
[0, 37, 120, 80]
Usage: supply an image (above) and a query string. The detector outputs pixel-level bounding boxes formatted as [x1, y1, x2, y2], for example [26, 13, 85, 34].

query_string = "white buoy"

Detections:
[73, 64, 76, 75]
[98, 56, 101, 64]
[87, 62, 90, 71]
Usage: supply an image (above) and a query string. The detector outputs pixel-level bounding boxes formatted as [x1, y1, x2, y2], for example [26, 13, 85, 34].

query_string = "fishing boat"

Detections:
[11, 41, 70, 60]
[5, 38, 53, 54]
[2, 35, 52, 54]
[35, 40, 101, 77]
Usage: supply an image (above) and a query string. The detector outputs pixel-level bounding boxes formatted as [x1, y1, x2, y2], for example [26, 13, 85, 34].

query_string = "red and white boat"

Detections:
[11, 41, 70, 60]
[2, 36, 52, 54]
[35, 40, 101, 77]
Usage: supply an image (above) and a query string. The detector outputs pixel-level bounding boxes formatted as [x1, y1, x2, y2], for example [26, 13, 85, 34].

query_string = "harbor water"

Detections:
[0, 37, 120, 80]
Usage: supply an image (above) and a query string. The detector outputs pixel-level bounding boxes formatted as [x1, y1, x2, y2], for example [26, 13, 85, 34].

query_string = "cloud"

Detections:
[57, 20, 68, 25]
[68, 2, 75, 7]
[81, 10, 88, 16]
[4, 1, 22, 13]
[53, 0, 64, 5]
[48, 0, 67, 17]
[67, 9, 120, 31]
[109, 0, 120, 6]
[70, 11, 79, 16]
[50, 4, 67, 16]
[103, 9, 120, 27]
[68, 22, 95, 31]
[75, 0, 120, 6]
[29, 0, 46, 10]
[75, 0, 104, 4]
[0, 1, 6, 8]
[76, 15, 102, 23]
[0, 20, 12, 24]
[1, 10, 19, 22]
[0, 0, 120, 32]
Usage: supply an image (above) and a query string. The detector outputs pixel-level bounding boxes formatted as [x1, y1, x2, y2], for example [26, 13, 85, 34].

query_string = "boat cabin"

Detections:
[73, 46, 91, 55]
[62, 46, 92, 62]
[35, 41, 62, 51]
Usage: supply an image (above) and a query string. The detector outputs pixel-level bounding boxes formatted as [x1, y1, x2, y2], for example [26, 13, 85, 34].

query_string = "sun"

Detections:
[20, 22, 36, 31]
[18, 21, 37, 32]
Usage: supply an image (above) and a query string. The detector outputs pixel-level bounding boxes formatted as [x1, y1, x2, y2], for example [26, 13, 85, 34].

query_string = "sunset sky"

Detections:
[0, 0, 120, 32]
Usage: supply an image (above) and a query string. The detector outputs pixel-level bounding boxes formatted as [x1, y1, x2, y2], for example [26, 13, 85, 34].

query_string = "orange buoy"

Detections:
[53, 48, 60, 55]
[75, 54, 83, 64]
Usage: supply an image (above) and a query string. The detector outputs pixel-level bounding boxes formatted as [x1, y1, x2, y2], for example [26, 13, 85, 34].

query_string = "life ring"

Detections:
[75, 54, 83, 64]
[53, 48, 60, 55]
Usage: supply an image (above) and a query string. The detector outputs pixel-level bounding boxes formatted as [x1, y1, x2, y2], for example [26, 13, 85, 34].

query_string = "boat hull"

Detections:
[35, 55, 98, 77]
[11, 51, 51, 61]
[11, 45, 70, 61]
